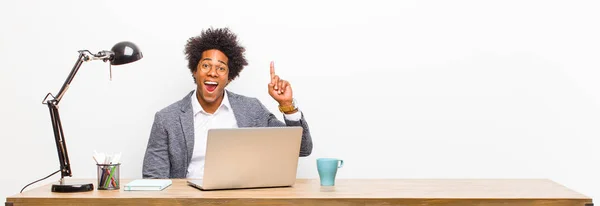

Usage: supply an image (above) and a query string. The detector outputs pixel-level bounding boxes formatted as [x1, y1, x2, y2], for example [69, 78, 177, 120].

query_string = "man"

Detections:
[142, 28, 313, 179]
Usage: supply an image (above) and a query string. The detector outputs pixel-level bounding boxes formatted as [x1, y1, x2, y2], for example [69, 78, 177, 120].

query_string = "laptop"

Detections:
[187, 126, 303, 190]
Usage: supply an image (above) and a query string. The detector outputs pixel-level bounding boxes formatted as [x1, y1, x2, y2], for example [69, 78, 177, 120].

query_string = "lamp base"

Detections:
[51, 182, 94, 192]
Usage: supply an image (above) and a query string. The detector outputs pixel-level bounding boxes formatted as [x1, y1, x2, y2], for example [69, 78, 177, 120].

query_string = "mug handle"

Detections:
[338, 160, 344, 168]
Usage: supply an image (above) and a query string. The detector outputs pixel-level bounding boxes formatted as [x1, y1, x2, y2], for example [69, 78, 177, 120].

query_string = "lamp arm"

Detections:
[54, 52, 87, 103]
[41, 49, 115, 181]
[42, 51, 88, 179]
[46, 101, 71, 179]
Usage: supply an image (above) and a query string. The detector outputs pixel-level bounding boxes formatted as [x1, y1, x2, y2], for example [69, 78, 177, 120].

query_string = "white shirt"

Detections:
[186, 90, 302, 178]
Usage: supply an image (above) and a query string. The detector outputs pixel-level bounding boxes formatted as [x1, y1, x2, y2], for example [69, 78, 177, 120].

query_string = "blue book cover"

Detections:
[124, 179, 172, 191]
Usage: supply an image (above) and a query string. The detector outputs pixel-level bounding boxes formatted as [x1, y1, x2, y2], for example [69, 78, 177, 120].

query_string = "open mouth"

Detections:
[204, 81, 218, 92]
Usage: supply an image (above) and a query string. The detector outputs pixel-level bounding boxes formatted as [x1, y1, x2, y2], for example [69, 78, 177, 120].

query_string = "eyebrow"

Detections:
[200, 58, 228, 66]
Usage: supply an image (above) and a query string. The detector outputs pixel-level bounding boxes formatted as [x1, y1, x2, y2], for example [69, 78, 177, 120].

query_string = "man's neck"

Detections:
[197, 91, 224, 114]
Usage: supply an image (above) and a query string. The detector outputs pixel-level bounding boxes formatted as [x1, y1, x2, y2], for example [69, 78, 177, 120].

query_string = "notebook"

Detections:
[124, 179, 172, 191]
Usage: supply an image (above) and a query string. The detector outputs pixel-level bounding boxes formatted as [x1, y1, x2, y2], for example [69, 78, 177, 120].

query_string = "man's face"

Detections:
[193, 49, 229, 105]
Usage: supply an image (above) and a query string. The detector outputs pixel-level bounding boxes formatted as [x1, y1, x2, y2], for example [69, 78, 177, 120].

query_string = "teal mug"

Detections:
[317, 158, 344, 186]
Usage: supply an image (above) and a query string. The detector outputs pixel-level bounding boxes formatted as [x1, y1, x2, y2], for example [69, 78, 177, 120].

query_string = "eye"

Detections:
[202, 64, 209, 68]
[219, 67, 226, 71]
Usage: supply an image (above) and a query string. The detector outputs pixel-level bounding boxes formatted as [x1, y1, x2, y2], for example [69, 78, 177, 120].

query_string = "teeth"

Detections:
[204, 81, 218, 85]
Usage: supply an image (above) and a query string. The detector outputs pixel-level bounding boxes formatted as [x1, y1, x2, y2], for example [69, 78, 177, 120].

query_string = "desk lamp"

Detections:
[39, 41, 143, 192]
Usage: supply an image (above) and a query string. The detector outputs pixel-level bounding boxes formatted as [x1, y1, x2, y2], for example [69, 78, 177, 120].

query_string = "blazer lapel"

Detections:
[179, 91, 195, 166]
[227, 90, 252, 127]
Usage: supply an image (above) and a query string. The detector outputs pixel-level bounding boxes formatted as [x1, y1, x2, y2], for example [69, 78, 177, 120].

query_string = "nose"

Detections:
[207, 66, 218, 77]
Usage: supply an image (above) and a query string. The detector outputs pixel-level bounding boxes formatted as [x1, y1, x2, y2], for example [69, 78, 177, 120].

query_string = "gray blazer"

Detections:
[142, 90, 313, 179]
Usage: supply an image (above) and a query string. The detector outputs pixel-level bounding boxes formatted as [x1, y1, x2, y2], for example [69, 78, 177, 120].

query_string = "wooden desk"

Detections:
[6, 179, 593, 206]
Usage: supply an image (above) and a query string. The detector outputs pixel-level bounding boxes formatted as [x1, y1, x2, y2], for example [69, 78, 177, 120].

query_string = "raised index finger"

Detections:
[270, 61, 275, 78]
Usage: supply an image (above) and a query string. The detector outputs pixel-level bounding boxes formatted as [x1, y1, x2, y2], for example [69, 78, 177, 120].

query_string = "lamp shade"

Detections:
[110, 41, 143, 65]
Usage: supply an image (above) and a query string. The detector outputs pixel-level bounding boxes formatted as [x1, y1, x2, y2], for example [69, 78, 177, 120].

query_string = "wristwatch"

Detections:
[278, 99, 298, 113]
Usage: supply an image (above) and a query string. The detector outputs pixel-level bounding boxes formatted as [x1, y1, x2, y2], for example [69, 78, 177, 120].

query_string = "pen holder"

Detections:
[97, 163, 120, 190]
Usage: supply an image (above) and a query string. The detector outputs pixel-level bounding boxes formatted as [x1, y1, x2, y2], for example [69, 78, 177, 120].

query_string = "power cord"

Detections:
[20, 170, 60, 193]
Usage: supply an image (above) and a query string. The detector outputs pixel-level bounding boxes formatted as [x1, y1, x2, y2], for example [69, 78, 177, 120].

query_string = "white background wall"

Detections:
[1, 0, 600, 202]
